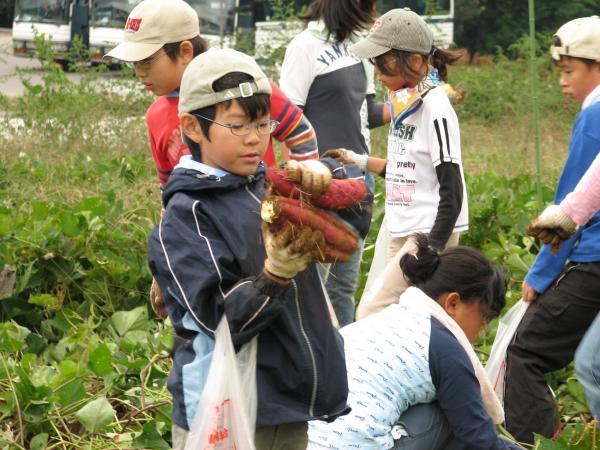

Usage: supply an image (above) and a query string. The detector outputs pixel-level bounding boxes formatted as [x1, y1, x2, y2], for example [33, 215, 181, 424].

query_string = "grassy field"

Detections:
[0, 50, 596, 449]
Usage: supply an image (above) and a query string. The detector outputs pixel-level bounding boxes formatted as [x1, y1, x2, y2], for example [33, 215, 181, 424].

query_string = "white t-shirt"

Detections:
[384, 86, 468, 236]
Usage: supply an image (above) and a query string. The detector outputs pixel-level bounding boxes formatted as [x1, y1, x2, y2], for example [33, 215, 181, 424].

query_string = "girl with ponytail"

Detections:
[307, 234, 521, 450]
[330, 8, 469, 319]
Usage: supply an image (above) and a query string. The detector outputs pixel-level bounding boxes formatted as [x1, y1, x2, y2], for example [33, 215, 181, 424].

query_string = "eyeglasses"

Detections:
[127, 51, 168, 70]
[193, 114, 279, 136]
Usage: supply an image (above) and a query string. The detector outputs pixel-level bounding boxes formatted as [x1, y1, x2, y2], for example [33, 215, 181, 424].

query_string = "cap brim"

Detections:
[350, 39, 391, 59]
[104, 41, 163, 62]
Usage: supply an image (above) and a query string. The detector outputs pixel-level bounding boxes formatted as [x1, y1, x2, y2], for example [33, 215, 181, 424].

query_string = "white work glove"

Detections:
[322, 148, 368, 172]
[263, 223, 319, 280]
[286, 159, 332, 196]
[527, 204, 578, 254]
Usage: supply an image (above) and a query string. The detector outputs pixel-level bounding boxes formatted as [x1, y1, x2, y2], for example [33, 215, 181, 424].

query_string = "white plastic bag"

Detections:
[485, 299, 530, 405]
[184, 316, 257, 450]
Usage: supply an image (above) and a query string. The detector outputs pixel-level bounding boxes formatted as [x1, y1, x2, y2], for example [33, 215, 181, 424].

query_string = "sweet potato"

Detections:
[266, 167, 367, 210]
[261, 196, 358, 254]
[266, 218, 352, 263]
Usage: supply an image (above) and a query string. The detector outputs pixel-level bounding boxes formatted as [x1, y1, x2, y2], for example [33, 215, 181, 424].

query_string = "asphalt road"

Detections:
[0, 28, 130, 98]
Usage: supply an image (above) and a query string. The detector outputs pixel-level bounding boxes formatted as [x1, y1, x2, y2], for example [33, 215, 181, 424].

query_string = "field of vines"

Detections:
[0, 38, 598, 449]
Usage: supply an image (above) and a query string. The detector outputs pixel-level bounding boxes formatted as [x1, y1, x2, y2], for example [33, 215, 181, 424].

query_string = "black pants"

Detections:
[504, 262, 600, 444]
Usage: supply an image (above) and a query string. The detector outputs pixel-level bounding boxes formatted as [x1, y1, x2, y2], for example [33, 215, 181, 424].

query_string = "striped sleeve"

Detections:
[431, 116, 460, 166]
[269, 81, 319, 161]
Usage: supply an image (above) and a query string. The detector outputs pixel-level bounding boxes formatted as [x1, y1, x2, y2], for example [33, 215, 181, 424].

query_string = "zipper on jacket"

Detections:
[245, 184, 261, 204]
[245, 183, 319, 417]
[292, 280, 318, 417]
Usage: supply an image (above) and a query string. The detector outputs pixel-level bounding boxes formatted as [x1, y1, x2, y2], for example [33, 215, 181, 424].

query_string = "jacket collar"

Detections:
[583, 83, 600, 110]
[162, 161, 265, 207]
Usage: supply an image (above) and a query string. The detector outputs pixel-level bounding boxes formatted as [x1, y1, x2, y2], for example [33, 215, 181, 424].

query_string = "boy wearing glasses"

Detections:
[147, 48, 350, 450]
[105, 0, 319, 319]
[106, 0, 319, 194]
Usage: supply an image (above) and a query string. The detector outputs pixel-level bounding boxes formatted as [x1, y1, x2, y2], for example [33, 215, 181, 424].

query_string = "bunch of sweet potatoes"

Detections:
[261, 163, 367, 263]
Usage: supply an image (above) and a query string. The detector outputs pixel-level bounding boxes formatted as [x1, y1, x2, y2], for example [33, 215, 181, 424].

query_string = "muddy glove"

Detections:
[322, 148, 368, 172]
[150, 278, 168, 319]
[527, 204, 578, 254]
[263, 222, 319, 280]
[286, 159, 332, 196]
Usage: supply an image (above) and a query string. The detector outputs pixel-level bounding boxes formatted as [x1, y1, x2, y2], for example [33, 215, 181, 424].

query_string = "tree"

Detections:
[454, 0, 600, 56]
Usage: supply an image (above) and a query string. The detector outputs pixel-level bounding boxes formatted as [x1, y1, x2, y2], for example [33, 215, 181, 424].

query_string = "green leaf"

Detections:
[0, 321, 31, 352]
[30, 201, 49, 221]
[28, 293, 61, 310]
[89, 343, 113, 376]
[60, 214, 80, 237]
[30, 433, 49, 450]
[132, 422, 170, 449]
[25, 333, 46, 354]
[58, 360, 79, 379]
[75, 396, 115, 433]
[112, 306, 148, 336]
[55, 380, 86, 406]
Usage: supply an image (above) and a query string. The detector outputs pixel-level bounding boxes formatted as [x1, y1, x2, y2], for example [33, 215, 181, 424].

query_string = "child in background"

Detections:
[106, 0, 319, 194]
[307, 234, 520, 450]
[147, 49, 350, 450]
[503, 16, 600, 444]
[279, 0, 388, 327]
[347, 8, 468, 319]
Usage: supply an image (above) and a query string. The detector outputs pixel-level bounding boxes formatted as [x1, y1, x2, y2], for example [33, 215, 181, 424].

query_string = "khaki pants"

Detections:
[172, 421, 308, 450]
[355, 232, 460, 320]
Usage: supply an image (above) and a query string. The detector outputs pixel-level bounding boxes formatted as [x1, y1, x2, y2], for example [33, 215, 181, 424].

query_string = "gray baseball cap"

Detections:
[179, 49, 272, 114]
[351, 8, 433, 58]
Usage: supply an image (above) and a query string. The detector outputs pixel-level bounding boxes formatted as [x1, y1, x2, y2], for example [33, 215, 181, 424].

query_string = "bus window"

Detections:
[91, 0, 141, 28]
[186, 0, 236, 37]
[14, 0, 70, 24]
[377, 0, 450, 16]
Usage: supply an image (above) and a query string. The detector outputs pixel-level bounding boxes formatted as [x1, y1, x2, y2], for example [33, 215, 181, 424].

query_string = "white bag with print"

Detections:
[184, 316, 257, 450]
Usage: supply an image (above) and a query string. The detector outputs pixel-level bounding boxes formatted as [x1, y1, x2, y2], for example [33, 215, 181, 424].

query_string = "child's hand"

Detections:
[322, 148, 368, 172]
[522, 281, 538, 303]
[286, 160, 332, 196]
[527, 205, 578, 254]
[263, 223, 322, 280]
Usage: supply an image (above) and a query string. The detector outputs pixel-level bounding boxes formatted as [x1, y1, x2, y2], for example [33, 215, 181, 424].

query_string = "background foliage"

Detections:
[453, 0, 600, 56]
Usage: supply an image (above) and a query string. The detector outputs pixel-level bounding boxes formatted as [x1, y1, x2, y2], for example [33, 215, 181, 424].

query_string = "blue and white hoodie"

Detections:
[148, 158, 353, 431]
[308, 288, 520, 450]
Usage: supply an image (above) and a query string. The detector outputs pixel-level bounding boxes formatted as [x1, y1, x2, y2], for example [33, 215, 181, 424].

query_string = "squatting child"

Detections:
[307, 234, 521, 450]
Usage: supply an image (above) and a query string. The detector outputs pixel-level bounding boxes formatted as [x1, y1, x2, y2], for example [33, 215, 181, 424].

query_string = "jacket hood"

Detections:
[162, 163, 266, 207]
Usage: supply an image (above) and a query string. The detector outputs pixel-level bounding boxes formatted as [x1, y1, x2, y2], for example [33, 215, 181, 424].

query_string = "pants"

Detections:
[356, 232, 460, 320]
[504, 262, 600, 444]
[318, 237, 365, 327]
[172, 422, 308, 450]
[390, 403, 466, 450]
[575, 312, 600, 424]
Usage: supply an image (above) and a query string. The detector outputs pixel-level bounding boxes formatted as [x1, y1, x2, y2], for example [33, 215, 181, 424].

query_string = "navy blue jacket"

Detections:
[148, 161, 351, 430]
